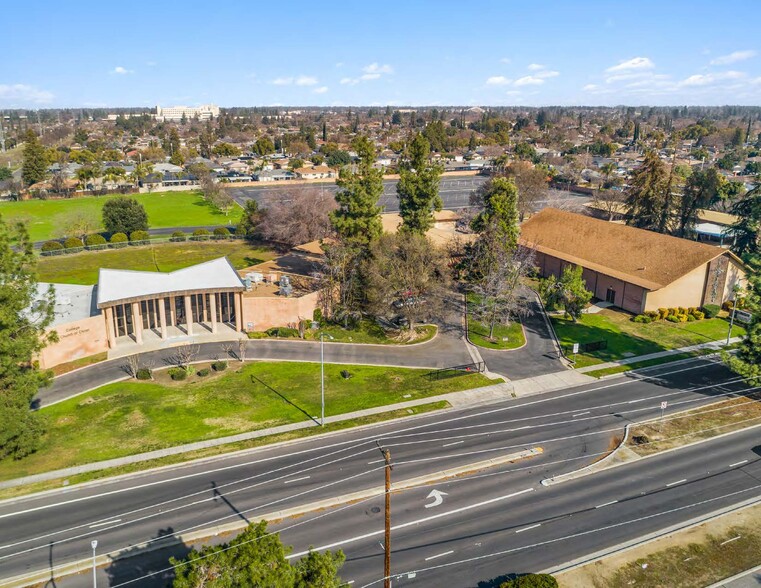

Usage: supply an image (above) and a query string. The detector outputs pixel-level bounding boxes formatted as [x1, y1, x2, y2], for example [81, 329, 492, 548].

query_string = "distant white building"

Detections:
[155, 104, 219, 122]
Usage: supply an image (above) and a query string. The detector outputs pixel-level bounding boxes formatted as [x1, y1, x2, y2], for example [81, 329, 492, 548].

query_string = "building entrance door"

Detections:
[605, 287, 616, 304]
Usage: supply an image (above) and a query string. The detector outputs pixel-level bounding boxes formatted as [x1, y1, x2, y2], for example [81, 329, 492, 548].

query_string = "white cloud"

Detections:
[360, 73, 381, 81]
[295, 75, 318, 86]
[111, 66, 133, 75]
[527, 63, 545, 71]
[679, 70, 746, 87]
[271, 77, 293, 85]
[486, 75, 512, 86]
[362, 63, 394, 75]
[0, 83, 54, 104]
[500, 57, 511, 64]
[710, 50, 757, 65]
[514, 75, 545, 86]
[583, 84, 599, 91]
[605, 57, 655, 73]
[340, 77, 358, 86]
[535, 69, 559, 79]
[313, 86, 328, 94]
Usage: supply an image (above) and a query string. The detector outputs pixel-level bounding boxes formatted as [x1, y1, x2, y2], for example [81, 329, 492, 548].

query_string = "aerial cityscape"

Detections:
[1, 1, 760, 587]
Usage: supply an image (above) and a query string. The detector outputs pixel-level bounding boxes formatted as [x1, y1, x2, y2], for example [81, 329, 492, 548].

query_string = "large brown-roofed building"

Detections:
[521, 208, 747, 314]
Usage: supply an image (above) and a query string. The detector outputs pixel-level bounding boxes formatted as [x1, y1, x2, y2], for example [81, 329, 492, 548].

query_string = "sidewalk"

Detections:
[574, 337, 741, 374]
[1, 369, 592, 490]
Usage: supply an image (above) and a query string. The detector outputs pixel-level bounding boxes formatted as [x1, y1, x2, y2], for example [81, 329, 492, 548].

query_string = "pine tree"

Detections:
[730, 185, 761, 257]
[0, 217, 56, 460]
[322, 121, 327, 142]
[21, 130, 48, 187]
[330, 136, 383, 248]
[625, 151, 672, 233]
[397, 133, 443, 234]
[471, 177, 520, 251]
[726, 258, 761, 383]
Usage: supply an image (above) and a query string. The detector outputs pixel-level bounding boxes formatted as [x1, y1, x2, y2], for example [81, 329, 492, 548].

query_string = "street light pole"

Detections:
[727, 302, 737, 346]
[377, 442, 392, 588]
[320, 333, 325, 426]
[91, 539, 98, 588]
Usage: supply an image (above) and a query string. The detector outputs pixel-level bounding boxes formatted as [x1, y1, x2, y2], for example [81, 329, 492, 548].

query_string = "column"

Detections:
[131, 301, 143, 344]
[184, 295, 194, 336]
[104, 307, 116, 348]
[234, 292, 243, 332]
[209, 293, 218, 334]
[168, 296, 176, 327]
[158, 297, 168, 339]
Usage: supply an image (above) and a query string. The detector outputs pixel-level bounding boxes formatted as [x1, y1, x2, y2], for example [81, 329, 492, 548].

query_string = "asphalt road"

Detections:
[2, 357, 757, 587]
[227, 177, 590, 213]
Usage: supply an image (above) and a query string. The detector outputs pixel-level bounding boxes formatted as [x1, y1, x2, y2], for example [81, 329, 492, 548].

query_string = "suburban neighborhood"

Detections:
[1, 3, 760, 588]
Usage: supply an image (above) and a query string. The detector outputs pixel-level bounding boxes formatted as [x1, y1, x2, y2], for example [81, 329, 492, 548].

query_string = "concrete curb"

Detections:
[1, 447, 542, 588]
[705, 563, 761, 588]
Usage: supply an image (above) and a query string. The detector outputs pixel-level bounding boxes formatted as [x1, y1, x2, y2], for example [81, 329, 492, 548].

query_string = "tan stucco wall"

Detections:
[644, 264, 708, 311]
[724, 258, 748, 301]
[240, 291, 321, 331]
[38, 314, 108, 369]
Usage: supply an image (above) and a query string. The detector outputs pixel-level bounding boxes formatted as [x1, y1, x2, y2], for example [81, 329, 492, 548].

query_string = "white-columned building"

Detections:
[155, 104, 219, 121]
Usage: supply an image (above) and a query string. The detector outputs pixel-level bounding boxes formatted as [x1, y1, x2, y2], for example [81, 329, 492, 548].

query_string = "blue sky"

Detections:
[2, 0, 760, 108]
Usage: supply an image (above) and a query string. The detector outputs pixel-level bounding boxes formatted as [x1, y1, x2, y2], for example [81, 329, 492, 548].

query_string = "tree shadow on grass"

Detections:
[250, 375, 319, 425]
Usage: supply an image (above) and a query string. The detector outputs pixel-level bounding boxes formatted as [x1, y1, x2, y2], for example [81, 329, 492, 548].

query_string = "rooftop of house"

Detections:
[35, 283, 99, 326]
[520, 208, 737, 291]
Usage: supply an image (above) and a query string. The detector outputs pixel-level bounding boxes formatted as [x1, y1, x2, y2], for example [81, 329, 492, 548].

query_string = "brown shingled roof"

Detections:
[520, 208, 730, 291]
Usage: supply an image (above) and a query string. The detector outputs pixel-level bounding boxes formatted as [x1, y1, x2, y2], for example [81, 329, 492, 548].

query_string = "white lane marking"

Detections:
[720, 536, 741, 546]
[572, 412, 590, 417]
[666, 479, 687, 487]
[367, 459, 385, 465]
[289, 488, 534, 558]
[88, 518, 121, 528]
[425, 550, 454, 561]
[284, 476, 310, 484]
[628, 398, 648, 404]
[442, 440, 464, 447]
[729, 460, 748, 468]
[595, 500, 618, 509]
[516, 523, 541, 533]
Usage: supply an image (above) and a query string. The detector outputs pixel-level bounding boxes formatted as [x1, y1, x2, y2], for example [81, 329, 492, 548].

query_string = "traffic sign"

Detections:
[572, 343, 580, 354]
[735, 310, 753, 324]
[661, 401, 668, 410]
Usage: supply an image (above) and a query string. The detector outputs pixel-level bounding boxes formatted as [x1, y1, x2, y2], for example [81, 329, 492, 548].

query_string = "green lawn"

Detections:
[308, 321, 437, 345]
[0, 362, 494, 481]
[552, 308, 745, 368]
[466, 294, 527, 350]
[36, 240, 277, 284]
[0, 190, 241, 242]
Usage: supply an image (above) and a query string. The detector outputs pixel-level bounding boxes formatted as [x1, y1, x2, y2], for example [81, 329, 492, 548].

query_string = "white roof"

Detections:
[97, 257, 244, 307]
[35, 283, 98, 326]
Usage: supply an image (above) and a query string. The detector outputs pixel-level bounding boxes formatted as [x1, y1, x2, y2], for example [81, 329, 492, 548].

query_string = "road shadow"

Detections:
[104, 527, 190, 587]
[250, 374, 318, 424]
[211, 481, 250, 525]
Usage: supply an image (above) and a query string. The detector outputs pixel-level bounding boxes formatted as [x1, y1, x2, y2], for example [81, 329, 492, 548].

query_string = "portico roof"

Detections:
[97, 257, 245, 308]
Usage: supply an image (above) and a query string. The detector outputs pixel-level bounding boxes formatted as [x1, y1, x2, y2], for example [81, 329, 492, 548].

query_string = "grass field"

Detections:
[552, 309, 744, 368]
[36, 240, 277, 284]
[0, 362, 493, 481]
[466, 294, 527, 350]
[0, 190, 242, 242]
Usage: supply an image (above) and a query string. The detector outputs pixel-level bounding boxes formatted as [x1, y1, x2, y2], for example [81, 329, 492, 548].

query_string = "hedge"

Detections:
[266, 327, 300, 338]
[85, 234, 107, 247]
[191, 228, 211, 241]
[129, 230, 150, 243]
[196, 367, 211, 377]
[211, 360, 228, 372]
[136, 368, 152, 380]
[213, 227, 231, 239]
[41, 240, 64, 253]
[702, 304, 721, 319]
[63, 237, 84, 249]
[170, 230, 186, 242]
[110, 232, 128, 248]
[168, 367, 188, 380]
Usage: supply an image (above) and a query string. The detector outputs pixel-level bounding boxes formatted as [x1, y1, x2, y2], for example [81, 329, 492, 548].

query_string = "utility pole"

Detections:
[377, 441, 392, 588]
[0, 113, 5, 152]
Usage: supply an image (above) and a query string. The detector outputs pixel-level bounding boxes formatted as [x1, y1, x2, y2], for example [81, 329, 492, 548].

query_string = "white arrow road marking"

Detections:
[425, 489, 448, 508]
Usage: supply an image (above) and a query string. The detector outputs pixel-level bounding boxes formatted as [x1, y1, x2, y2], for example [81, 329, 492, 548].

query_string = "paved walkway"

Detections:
[7, 368, 593, 490]
[707, 564, 761, 587]
[574, 337, 742, 374]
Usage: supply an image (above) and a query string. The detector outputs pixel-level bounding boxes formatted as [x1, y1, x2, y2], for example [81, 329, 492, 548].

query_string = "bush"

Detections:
[196, 367, 211, 377]
[666, 315, 680, 323]
[85, 233, 107, 247]
[657, 308, 669, 320]
[499, 574, 558, 588]
[686, 314, 696, 321]
[136, 368, 152, 380]
[41, 240, 64, 253]
[722, 300, 734, 311]
[213, 227, 230, 239]
[129, 230, 150, 243]
[191, 228, 211, 241]
[63, 237, 84, 249]
[702, 304, 721, 318]
[313, 308, 323, 323]
[677, 307, 687, 316]
[692, 310, 705, 320]
[170, 230, 186, 242]
[266, 327, 300, 338]
[677, 313, 688, 322]
[632, 314, 652, 323]
[211, 360, 227, 372]
[168, 367, 187, 380]
[110, 232, 128, 248]
[247, 331, 269, 339]
[645, 310, 659, 320]
[234, 225, 247, 237]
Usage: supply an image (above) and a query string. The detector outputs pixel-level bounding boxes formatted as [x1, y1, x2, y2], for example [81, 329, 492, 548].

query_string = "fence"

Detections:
[39, 234, 246, 256]
[427, 362, 485, 381]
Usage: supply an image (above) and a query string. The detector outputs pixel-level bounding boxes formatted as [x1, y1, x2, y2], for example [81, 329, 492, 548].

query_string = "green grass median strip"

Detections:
[0, 362, 492, 483]
[465, 294, 526, 350]
[0, 401, 449, 501]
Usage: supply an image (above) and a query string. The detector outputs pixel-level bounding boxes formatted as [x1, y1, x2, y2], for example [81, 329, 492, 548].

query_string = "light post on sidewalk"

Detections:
[320, 333, 334, 426]
[90, 539, 98, 588]
[727, 301, 737, 346]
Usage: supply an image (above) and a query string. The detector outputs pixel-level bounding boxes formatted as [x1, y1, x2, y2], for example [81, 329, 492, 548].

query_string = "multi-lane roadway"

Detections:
[1, 357, 758, 587]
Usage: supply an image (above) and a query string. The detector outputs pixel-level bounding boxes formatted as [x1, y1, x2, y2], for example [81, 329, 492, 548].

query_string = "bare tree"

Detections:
[174, 343, 200, 369]
[237, 338, 247, 363]
[591, 189, 626, 220]
[125, 354, 140, 378]
[258, 186, 337, 246]
[221, 342, 235, 359]
[57, 209, 101, 241]
[505, 161, 549, 221]
[315, 239, 363, 328]
[542, 190, 587, 214]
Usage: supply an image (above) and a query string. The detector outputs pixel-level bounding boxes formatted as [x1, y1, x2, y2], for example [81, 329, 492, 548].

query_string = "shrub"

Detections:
[266, 326, 300, 338]
[686, 314, 696, 321]
[41, 240, 64, 253]
[85, 233, 107, 247]
[692, 310, 705, 320]
[666, 315, 680, 323]
[129, 230, 150, 243]
[191, 228, 210, 241]
[213, 227, 230, 239]
[657, 308, 669, 320]
[196, 367, 211, 377]
[110, 232, 128, 248]
[313, 308, 323, 323]
[677, 307, 687, 315]
[63, 237, 84, 249]
[234, 225, 247, 237]
[170, 230, 186, 242]
[722, 300, 734, 311]
[136, 368, 152, 380]
[632, 314, 651, 323]
[247, 331, 269, 339]
[211, 360, 227, 372]
[168, 367, 187, 380]
[678, 314, 688, 323]
[702, 304, 721, 318]
[645, 310, 659, 320]
[499, 574, 558, 588]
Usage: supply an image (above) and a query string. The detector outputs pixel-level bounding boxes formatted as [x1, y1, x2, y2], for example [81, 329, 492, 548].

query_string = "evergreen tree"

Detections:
[102, 197, 149, 234]
[471, 177, 520, 251]
[397, 133, 443, 234]
[729, 184, 761, 257]
[0, 216, 56, 460]
[676, 167, 722, 238]
[726, 257, 761, 383]
[624, 151, 672, 233]
[633, 121, 640, 143]
[330, 136, 383, 248]
[322, 121, 327, 142]
[21, 130, 48, 187]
